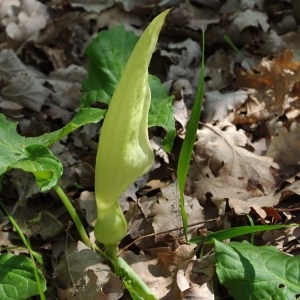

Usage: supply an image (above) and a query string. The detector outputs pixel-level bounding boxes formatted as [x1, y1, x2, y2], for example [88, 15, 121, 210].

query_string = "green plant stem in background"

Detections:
[246, 214, 255, 244]
[177, 30, 205, 241]
[52, 184, 94, 249]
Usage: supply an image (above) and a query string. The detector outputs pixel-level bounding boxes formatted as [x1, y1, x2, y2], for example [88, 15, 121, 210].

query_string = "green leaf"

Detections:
[82, 26, 138, 106]
[215, 240, 300, 300]
[0, 114, 62, 191]
[28, 107, 105, 147]
[15, 145, 62, 191]
[190, 224, 294, 244]
[0, 253, 46, 300]
[0, 108, 104, 191]
[148, 75, 175, 152]
[82, 26, 175, 151]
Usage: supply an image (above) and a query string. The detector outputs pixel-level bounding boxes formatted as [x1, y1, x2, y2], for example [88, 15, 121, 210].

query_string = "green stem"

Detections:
[104, 243, 118, 271]
[246, 214, 255, 245]
[53, 184, 93, 249]
[117, 257, 157, 300]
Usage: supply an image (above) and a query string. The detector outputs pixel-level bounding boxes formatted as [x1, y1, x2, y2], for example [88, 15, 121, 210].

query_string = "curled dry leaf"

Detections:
[262, 226, 300, 254]
[3, 0, 49, 41]
[166, 38, 202, 88]
[232, 9, 270, 32]
[77, 191, 97, 226]
[150, 245, 195, 275]
[228, 198, 267, 219]
[267, 121, 300, 177]
[177, 254, 215, 300]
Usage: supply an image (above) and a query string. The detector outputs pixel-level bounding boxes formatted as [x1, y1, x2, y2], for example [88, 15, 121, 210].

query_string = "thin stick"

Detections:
[118, 218, 218, 254]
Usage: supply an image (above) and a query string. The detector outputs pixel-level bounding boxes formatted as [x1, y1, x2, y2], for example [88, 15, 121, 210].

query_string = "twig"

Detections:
[118, 218, 218, 255]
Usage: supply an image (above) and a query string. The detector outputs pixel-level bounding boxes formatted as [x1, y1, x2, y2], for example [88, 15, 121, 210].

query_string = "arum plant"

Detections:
[93, 9, 170, 262]
[0, 9, 170, 299]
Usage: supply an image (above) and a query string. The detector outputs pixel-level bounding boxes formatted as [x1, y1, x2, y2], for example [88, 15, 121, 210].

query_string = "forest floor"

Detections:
[0, 0, 300, 299]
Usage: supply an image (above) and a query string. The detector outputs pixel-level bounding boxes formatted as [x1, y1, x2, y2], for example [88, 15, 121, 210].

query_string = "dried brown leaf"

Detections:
[0, 49, 49, 111]
[267, 121, 300, 177]
[228, 198, 267, 218]
[152, 183, 204, 243]
[195, 122, 277, 194]
[121, 251, 175, 299]
[203, 90, 250, 122]
[236, 50, 300, 118]
[54, 241, 111, 297]
[177, 255, 215, 300]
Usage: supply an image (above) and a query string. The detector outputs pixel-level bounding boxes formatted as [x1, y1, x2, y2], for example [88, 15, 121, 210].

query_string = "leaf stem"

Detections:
[52, 184, 93, 249]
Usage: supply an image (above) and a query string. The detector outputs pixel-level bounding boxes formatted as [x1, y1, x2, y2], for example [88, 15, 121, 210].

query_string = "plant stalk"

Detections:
[52, 184, 93, 249]
[104, 243, 118, 271]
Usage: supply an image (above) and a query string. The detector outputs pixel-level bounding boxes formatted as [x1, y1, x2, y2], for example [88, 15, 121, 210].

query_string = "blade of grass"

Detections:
[223, 34, 244, 58]
[190, 224, 297, 244]
[177, 29, 205, 241]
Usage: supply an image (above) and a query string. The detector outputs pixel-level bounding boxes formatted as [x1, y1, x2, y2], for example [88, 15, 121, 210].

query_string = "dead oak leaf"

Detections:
[236, 50, 300, 118]
[195, 122, 278, 194]
[190, 162, 262, 214]
[267, 121, 300, 177]
[152, 183, 204, 243]
[0, 49, 27, 78]
[121, 251, 175, 299]
[149, 245, 195, 274]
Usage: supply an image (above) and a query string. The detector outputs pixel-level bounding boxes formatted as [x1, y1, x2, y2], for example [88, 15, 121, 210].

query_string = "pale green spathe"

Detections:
[94, 10, 170, 245]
